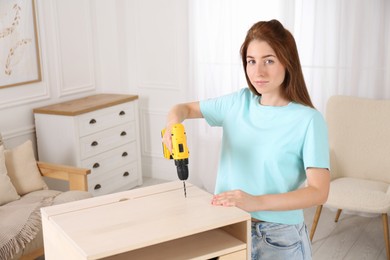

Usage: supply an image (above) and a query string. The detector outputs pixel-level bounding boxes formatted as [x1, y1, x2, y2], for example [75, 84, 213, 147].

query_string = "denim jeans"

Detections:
[251, 221, 312, 260]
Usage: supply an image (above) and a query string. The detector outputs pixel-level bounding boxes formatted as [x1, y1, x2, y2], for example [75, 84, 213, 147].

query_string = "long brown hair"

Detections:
[240, 20, 314, 108]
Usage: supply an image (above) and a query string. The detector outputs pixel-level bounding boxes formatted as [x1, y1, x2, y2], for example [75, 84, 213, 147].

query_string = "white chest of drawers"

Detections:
[33, 94, 143, 196]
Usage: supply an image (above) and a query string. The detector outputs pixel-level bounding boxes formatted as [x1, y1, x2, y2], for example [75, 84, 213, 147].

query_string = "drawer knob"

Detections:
[122, 152, 128, 157]
[93, 162, 100, 168]
[91, 141, 98, 146]
[123, 172, 129, 177]
[89, 119, 97, 124]
[94, 184, 101, 190]
[119, 111, 126, 116]
[120, 131, 127, 136]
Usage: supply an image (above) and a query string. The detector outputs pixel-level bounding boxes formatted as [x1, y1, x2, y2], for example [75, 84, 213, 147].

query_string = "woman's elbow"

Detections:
[317, 188, 329, 205]
[307, 168, 330, 205]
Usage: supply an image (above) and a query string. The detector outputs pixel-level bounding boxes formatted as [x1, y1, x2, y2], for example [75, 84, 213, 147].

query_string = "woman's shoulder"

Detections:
[290, 102, 325, 120]
[238, 88, 258, 101]
[230, 87, 252, 98]
[215, 88, 254, 103]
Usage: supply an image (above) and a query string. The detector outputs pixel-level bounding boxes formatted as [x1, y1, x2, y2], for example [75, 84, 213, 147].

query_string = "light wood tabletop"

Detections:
[41, 181, 251, 259]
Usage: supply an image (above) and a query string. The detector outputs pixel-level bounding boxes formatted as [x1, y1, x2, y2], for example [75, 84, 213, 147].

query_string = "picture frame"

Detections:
[0, 0, 42, 89]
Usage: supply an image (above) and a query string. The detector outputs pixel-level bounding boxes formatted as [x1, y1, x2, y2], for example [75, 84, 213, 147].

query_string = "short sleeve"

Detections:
[200, 90, 244, 126]
[302, 111, 330, 170]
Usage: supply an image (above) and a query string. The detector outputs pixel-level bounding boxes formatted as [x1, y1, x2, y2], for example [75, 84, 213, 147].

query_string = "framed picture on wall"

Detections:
[0, 0, 42, 89]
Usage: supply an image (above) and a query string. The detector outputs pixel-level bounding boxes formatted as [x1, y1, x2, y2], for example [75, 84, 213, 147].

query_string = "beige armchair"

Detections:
[310, 96, 390, 260]
[0, 134, 92, 260]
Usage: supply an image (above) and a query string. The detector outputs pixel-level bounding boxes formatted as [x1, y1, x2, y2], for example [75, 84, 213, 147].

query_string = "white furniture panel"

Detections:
[79, 123, 135, 159]
[77, 102, 135, 136]
[41, 182, 251, 259]
[34, 94, 142, 196]
[81, 143, 137, 176]
[87, 162, 139, 196]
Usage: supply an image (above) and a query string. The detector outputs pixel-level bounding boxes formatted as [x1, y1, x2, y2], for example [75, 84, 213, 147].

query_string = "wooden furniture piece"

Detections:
[41, 181, 251, 259]
[37, 161, 90, 191]
[33, 94, 143, 196]
[310, 96, 390, 260]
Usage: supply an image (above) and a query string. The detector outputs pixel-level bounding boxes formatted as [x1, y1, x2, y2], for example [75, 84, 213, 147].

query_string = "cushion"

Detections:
[4, 140, 48, 196]
[0, 145, 20, 206]
[326, 177, 390, 213]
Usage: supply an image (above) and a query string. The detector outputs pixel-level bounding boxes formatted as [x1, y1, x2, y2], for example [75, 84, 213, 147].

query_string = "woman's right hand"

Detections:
[163, 101, 202, 153]
[162, 124, 174, 153]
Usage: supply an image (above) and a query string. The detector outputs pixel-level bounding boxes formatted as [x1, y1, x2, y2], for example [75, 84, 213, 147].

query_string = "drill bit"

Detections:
[183, 181, 187, 198]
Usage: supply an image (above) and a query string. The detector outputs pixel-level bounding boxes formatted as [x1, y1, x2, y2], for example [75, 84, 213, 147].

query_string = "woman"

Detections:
[163, 19, 330, 260]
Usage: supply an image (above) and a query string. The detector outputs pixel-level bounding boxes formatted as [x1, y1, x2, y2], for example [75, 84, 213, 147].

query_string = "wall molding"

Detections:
[134, 0, 180, 91]
[139, 108, 167, 158]
[0, 89, 50, 110]
[52, 0, 96, 98]
[58, 83, 96, 97]
[1, 125, 35, 141]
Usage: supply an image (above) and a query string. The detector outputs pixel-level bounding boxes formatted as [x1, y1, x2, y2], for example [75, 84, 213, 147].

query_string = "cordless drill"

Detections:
[161, 123, 189, 198]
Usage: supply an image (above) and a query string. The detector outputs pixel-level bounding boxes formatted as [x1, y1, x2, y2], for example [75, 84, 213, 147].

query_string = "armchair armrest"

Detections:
[37, 161, 91, 191]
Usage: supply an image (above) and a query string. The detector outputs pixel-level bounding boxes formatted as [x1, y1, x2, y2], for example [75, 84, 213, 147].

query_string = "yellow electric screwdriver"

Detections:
[161, 123, 189, 198]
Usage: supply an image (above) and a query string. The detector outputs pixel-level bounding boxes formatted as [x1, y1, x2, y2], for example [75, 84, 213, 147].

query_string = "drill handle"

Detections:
[161, 128, 173, 159]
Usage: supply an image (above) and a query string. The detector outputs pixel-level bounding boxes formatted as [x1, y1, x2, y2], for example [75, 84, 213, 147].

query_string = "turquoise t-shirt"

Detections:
[200, 88, 330, 224]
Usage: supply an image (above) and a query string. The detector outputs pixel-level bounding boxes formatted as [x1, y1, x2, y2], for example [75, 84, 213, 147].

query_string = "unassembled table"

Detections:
[41, 181, 251, 259]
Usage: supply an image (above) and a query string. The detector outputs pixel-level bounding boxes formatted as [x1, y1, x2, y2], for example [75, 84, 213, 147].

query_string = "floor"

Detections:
[37, 180, 388, 260]
[304, 206, 387, 260]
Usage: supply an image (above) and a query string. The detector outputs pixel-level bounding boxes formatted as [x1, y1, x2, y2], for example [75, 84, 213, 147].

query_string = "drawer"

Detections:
[81, 142, 137, 177]
[79, 122, 135, 159]
[77, 102, 135, 137]
[88, 162, 139, 196]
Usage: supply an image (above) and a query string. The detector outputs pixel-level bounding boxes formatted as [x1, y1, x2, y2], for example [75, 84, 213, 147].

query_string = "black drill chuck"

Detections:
[174, 159, 189, 180]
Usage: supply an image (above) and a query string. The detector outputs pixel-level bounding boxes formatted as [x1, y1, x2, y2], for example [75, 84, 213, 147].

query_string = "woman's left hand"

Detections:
[211, 190, 258, 212]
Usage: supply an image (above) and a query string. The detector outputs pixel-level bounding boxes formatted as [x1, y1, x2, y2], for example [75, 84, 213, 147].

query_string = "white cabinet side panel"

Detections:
[35, 114, 80, 165]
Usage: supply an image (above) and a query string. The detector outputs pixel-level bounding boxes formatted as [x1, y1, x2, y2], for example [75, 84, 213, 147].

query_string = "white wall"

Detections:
[0, 0, 189, 182]
[121, 0, 189, 181]
[1, 0, 99, 149]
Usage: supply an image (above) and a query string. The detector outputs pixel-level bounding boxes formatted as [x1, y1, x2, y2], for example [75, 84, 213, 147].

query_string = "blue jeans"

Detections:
[251, 221, 312, 260]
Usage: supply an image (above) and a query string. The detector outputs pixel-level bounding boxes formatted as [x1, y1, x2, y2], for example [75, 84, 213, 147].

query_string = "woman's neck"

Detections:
[260, 95, 290, 106]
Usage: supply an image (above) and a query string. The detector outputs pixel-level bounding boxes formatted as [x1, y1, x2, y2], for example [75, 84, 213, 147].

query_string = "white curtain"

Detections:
[187, 0, 390, 192]
[295, 0, 390, 112]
